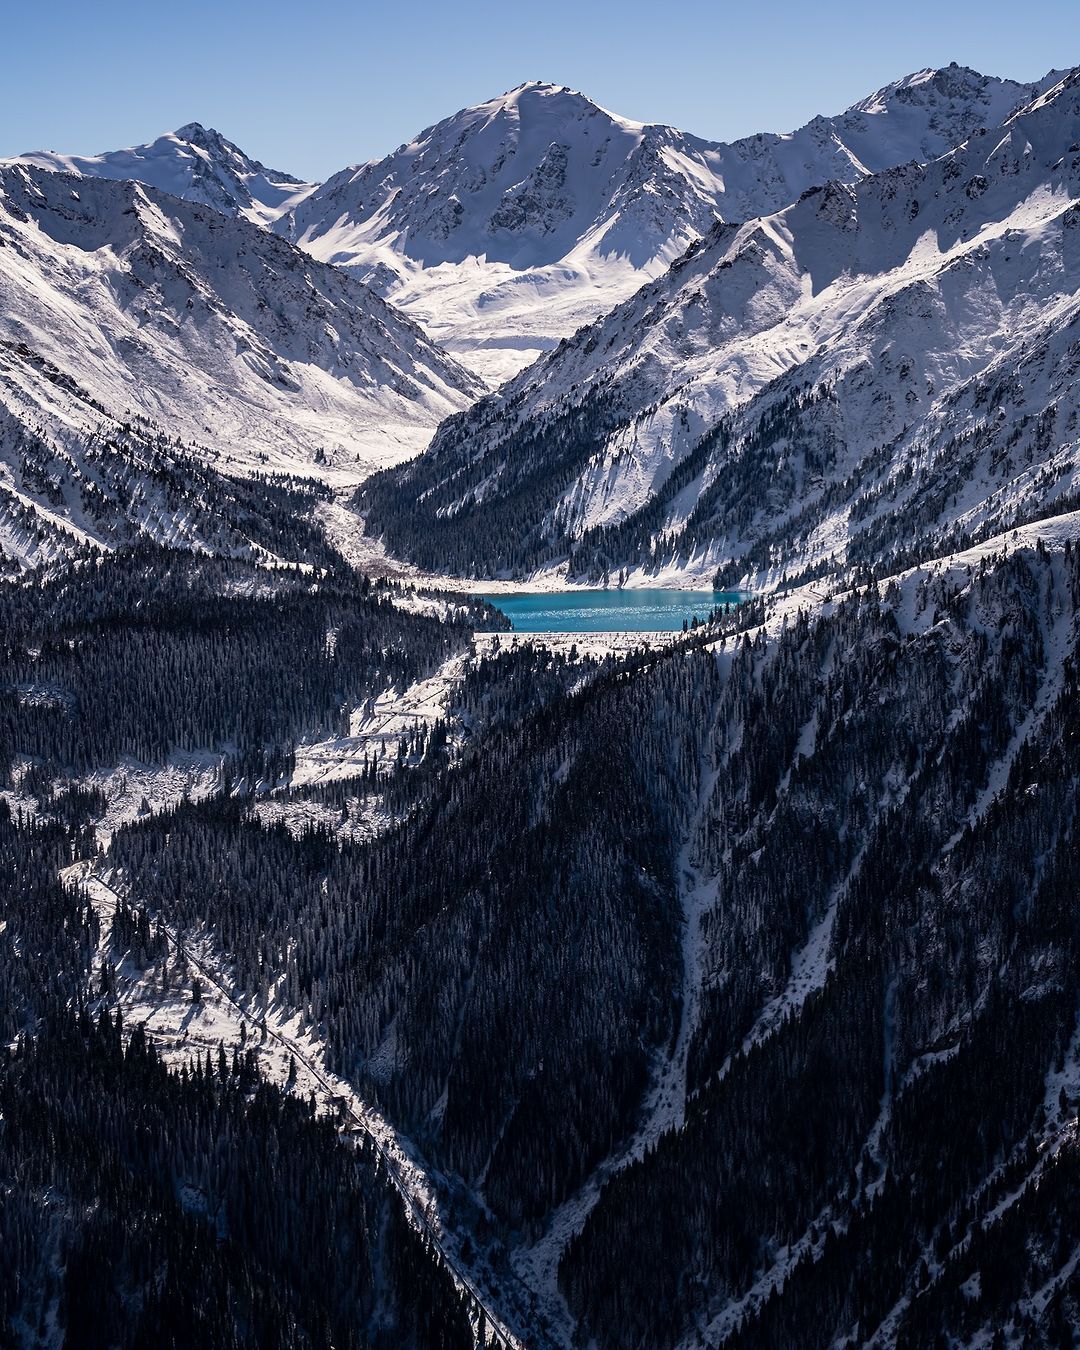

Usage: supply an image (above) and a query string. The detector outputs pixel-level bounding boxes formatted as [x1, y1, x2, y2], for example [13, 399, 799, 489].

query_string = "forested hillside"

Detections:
[1, 1009, 476, 1349]
[0, 549, 503, 784]
[7, 32, 1080, 1350]
[565, 542, 1080, 1346]
[0, 569, 496, 1350]
[7, 527, 1068, 1346]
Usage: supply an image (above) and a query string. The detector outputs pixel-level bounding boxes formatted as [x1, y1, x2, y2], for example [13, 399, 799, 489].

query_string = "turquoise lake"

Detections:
[480, 589, 745, 633]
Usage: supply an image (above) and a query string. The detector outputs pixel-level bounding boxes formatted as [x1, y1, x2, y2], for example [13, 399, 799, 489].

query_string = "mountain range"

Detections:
[3, 60, 1073, 578]
[5, 53, 1080, 1350]
[7, 64, 1063, 385]
[362, 69, 1080, 587]
[0, 160, 480, 569]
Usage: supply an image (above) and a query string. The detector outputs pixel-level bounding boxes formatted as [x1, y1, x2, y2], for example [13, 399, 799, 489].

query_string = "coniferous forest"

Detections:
[5, 46, 1080, 1350]
[3, 531, 1080, 1347]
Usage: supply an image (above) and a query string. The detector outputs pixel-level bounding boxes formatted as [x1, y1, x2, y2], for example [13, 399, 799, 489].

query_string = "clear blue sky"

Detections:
[2, 0, 1076, 180]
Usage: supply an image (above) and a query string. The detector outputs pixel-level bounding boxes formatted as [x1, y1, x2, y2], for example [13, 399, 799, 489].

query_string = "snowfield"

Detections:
[0, 161, 481, 568]
[8, 67, 1058, 388]
[282, 69, 1060, 384]
[360, 70, 1080, 590]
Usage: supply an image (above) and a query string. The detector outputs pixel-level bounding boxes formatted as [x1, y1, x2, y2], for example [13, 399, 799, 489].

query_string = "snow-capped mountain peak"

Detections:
[0, 161, 482, 567]
[290, 79, 651, 265]
[360, 63, 1080, 586]
[7, 66, 1064, 386]
[283, 64, 1065, 383]
[5, 123, 317, 229]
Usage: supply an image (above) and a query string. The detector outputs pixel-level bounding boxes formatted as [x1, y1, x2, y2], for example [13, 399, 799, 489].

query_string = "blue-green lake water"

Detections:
[481, 590, 745, 633]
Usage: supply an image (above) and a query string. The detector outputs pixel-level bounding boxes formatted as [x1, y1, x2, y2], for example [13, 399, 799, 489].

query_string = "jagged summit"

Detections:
[0, 159, 482, 565]
[500, 79, 588, 97]
[854, 60, 1062, 112]
[4, 122, 317, 228]
[360, 63, 1080, 585]
[170, 121, 310, 184]
[5, 63, 1066, 385]
[281, 63, 1062, 382]
[173, 119, 213, 139]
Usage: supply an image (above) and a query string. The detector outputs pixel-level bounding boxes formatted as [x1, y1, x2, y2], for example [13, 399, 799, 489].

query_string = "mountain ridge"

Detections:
[7, 63, 1064, 385]
[7, 122, 316, 228]
[0, 161, 482, 570]
[283, 65, 1064, 381]
[357, 67, 1080, 586]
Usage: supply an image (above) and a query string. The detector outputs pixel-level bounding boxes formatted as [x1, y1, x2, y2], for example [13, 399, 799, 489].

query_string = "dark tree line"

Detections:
[358, 383, 635, 576]
[560, 545, 1080, 1347]
[0, 548, 502, 780]
[0, 793, 477, 1349]
[0, 801, 97, 1043]
[0, 1011, 475, 1350]
[7, 528, 1080, 1347]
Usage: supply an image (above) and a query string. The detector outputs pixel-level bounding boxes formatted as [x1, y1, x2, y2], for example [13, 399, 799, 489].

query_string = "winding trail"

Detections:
[82, 870, 525, 1350]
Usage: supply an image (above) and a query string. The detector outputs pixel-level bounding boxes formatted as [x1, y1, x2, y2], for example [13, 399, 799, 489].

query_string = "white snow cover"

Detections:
[0, 163, 481, 476]
[6, 123, 316, 228]
[0, 162, 482, 562]
[7, 66, 1060, 388]
[281, 67, 1060, 383]
[409, 69, 1080, 584]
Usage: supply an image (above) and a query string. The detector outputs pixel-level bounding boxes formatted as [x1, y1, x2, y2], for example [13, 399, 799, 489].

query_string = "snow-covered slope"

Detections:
[283, 67, 1059, 383]
[6, 122, 316, 228]
[360, 70, 1080, 585]
[0, 163, 482, 568]
[10, 67, 1058, 388]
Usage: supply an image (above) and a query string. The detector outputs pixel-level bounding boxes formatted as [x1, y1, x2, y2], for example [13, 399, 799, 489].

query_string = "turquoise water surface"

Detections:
[481, 589, 744, 633]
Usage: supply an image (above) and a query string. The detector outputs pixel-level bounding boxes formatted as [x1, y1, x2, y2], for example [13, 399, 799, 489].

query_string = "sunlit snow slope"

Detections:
[7, 122, 316, 228]
[283, 67, 1060, 383]
[0, 163, 482, 568]
[359, 71, 1080, 586]
[9, 66, 1059, 388]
